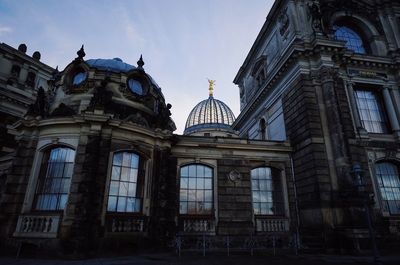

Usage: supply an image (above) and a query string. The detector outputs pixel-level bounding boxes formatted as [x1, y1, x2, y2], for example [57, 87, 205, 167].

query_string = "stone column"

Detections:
[389, 86, 400, 122]
[382, 86, 400, 135]
[346, 81, 363, 130]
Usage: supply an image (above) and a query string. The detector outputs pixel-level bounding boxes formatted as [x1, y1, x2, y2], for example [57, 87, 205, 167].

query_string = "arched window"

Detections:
[179, 164, 213, 215]
[334, 25, 366, 54]
[34, 147, 75, 211]
[251, 167, 284, 215]
[375, 162, 400, 215]
[107, 152, 142, 213]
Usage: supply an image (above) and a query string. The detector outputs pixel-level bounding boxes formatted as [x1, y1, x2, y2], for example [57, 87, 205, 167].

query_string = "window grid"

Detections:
[107, 152, 141, 213]
[375, 162, 400, 215]
[251, 167, 284, 216]
[180, 164, 213, 215]
[34, 147, 75, 211]
[334, 26, 366, 54]
[355, 90, 389, 133]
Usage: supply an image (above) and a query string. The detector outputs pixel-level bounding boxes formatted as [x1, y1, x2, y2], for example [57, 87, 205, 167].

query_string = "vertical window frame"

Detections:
[106, 151, 143, 213]
[33, 146, 75, 212]
[179, 164, 214, 216]
[354, 88, 390, 134]
[375, 161, 400, 216]
[251, 167, 285, 216]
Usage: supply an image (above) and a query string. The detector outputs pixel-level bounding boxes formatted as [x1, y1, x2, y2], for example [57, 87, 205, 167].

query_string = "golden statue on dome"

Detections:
[207, 78, 215, 97]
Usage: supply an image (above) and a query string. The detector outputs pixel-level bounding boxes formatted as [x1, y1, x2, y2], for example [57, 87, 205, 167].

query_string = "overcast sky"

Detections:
[0, 0, 274, 133]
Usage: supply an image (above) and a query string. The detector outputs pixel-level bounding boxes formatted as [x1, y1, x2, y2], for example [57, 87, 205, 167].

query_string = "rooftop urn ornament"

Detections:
[76, 44, 86, 60]
[137, 54, 145, 69]
[207, 78, 215, 97]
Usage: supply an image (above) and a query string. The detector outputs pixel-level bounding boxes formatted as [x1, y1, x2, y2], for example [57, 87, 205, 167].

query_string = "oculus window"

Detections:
[34, 147, 75, 211]
[251, 167, 284, 215]
[128, 79, 144, 96]
[355, 90, 389, 133]
[72, 72, 87, 86]
[179, 164, 213, 215]
[107, 152, 141, 213]
[334, 26, 366, 54]
[375, 162, 400, 215]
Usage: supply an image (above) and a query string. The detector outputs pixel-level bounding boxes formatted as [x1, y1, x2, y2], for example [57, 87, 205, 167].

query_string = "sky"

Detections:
[0, 0, 274, 134]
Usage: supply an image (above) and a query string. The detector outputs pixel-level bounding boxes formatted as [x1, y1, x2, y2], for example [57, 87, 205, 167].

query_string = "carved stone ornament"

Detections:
[227, 169, 241, 183]
[307, 1, 323, 34]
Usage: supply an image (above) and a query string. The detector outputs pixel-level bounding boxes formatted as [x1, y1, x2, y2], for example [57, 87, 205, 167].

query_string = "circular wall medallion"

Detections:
[228, 169, 241, 183]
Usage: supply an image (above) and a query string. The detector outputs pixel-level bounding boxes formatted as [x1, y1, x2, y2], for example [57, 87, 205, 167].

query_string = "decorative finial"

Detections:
[77, 44, 86, 59]
[137, 54, 144, 69]
[207, 78, 215, 97]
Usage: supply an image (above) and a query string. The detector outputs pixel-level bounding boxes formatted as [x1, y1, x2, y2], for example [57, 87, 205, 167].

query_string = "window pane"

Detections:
[130, 154, 139, 168]
[126, 197, 136, 212]
[113, 153, 123, 166]
[196, 165, 204, 177]
[180, 202, 188, 214]
[204, 178, 212, 189]
[181, 166, 189, 177]
[109, 181, 119, 196]
[180, 177, 188, 189]
[197, 178, 204, 189]
[189, 165, 196, 177]
[119, 182, 129, 196]
[111, 166, 120, 180]
[129, 168, 138, 182]
[128, 183, 137, 196]
[121, 167, 129, 181]
[189, 178, 196, 189]
[122, 153, 131, 167]
[107, 196, 117, 211]
[59, 194, 68, 209]
[117, 197, 127, 212]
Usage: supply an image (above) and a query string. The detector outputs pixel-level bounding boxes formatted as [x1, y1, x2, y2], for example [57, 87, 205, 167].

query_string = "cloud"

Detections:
[0, 25, 12, 35]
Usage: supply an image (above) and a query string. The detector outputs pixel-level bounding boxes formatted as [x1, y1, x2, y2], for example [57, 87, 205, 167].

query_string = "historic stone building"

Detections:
[0, 0, 399, 256]
[233, 0, 400, 249]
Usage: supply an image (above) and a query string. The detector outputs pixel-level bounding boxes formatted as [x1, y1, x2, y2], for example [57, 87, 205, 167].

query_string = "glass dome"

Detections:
[184, 96, 236, 135]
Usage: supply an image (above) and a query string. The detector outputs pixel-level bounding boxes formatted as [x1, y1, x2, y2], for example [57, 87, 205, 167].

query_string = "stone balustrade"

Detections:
[181, 217, 215, 233]
[13, 214, 61, 238]
[107, 216, 145, 233]
[255, 217, 289, 232]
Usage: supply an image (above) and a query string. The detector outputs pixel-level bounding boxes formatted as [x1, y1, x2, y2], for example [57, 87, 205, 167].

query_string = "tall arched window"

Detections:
[251, 167, 284, 215]
[179, 164, 213, 215]
[107, 152, 142, 213]
[375, 162, 400, 215]
[34, 147, 75, 211]
[334, 25, 366, 54]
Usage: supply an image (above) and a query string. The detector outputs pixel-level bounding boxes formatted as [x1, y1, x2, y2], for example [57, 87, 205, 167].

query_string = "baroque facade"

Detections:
[0, 0, 399, 256]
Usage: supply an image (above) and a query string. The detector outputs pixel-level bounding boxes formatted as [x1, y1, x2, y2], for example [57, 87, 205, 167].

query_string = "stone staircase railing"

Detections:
[255, 217, 289, 232]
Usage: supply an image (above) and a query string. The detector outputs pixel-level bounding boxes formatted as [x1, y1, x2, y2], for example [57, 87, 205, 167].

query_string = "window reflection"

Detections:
[72, 72, 87, 86]
[334, 26, 366, 54]
[34, 147, 75, 211]
[355, 90, 389, 133]
[375, 162, 400, 215]
[179, 164, 213, 215]
[107, 152, 141, 213]
[251, 167, 284, 215]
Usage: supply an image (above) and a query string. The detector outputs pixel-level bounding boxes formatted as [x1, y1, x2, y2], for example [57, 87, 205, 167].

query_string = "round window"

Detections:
[72, 71, 87, 86]
[128, 79, 144, 95]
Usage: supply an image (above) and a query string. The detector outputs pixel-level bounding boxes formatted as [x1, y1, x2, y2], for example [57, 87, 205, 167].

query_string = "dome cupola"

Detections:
[184, 80, 236, 136]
